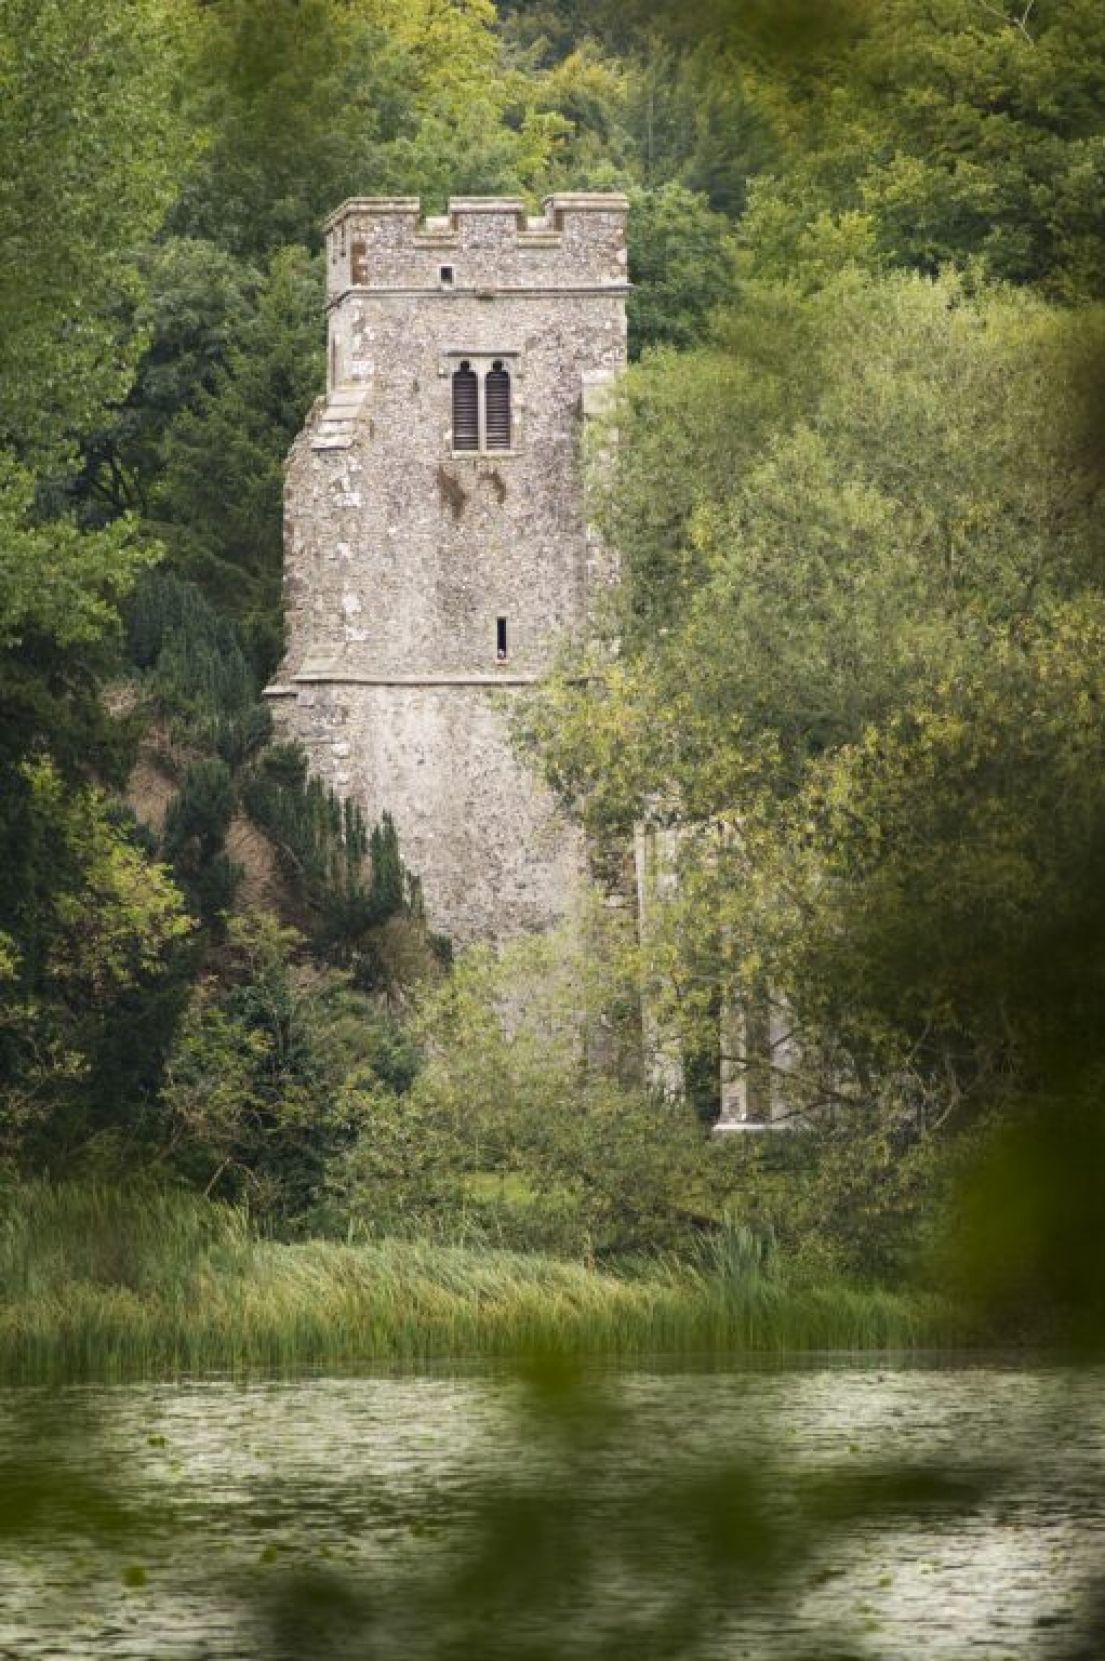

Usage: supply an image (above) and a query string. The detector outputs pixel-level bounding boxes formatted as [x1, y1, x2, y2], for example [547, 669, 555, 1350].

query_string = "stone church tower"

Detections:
[267, 194, 630, 946]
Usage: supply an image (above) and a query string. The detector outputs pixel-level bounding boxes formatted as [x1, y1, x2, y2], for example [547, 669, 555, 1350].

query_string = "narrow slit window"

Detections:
[496, 617, 508, 660]
[350, 239, 368, 285]
[452, 362, 479, 451]
[485, 361, 512, 450]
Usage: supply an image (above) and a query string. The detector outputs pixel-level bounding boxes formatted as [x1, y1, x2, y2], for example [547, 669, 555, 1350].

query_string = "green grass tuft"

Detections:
[0, 1184, 966, 1382]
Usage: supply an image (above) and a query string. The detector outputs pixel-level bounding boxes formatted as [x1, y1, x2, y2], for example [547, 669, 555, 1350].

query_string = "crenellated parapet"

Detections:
[324, 194, 630, 301]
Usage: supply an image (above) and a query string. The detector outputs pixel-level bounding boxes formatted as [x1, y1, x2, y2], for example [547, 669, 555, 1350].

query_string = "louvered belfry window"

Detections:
[452, 362, 480, 451]
[485, 361, 512, 450]
[449, 356, 517, 454]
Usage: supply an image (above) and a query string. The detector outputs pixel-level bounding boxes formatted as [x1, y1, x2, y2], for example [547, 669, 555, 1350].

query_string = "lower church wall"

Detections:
[270, 680, 587, 947]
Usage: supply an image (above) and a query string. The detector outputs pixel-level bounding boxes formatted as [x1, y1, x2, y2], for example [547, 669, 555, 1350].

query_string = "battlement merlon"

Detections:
[323, 194, 630, 302]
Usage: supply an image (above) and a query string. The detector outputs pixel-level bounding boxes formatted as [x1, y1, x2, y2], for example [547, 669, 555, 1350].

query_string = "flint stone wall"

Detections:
[269, 195, 628, 946]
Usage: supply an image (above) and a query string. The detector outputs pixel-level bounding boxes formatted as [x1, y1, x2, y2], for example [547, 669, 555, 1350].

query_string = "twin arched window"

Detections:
[452, 360, 512, 453]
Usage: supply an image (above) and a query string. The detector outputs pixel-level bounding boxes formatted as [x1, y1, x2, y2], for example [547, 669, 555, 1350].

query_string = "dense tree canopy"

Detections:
[739, 0, 1105, 299]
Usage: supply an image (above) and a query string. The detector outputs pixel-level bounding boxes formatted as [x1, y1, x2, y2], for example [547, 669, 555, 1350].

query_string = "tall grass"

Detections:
[0, 1185, 964, 1383]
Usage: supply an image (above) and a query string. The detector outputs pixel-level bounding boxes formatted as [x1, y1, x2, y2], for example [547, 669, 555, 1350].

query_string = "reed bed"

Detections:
[0, 1184, 961, 1382]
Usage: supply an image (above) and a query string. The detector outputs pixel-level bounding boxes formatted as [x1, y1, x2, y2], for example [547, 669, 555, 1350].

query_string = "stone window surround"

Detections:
[442, 349, 521, 458]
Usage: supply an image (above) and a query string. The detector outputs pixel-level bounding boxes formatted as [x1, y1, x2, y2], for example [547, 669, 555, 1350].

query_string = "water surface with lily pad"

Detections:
[1, 1359, 1100, 1659]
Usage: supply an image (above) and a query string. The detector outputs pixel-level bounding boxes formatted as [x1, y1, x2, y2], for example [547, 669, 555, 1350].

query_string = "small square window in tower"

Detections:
[485, 361, 512, 451]
[452, 362, 480, 452]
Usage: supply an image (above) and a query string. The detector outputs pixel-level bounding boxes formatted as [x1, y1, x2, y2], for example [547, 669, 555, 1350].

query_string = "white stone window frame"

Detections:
[443, 349, 522, 459]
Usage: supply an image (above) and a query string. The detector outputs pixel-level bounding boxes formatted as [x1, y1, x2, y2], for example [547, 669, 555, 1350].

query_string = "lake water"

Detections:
[0, 1359, 1101, 1659]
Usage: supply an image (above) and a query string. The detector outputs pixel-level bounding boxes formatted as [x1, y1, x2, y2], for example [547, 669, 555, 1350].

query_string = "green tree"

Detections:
[173, 0, 567, 259]
[0, 0, 185, 764]
[75, 239, 262, 528]
[736, 0, 1105, 300]
[155, 247, 324, 655]
[129, 569, 271, 766]
[386, 935, 717, 1257]
[243, 745, 440, 994]
[163, 759, 242, 925]
[0, 0, 194, 1170]
[161, 915, 412, 1222]
[524, 271, 1105, 1268]
[0, 761, 192, 1170]
[0, 0, 185, 459]
[627, 185, 737, 356]
[524, 44, 633, 186]
[173, 0, 403, 256]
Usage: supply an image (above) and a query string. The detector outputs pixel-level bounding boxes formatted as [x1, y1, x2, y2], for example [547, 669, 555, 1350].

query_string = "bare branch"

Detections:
[973, 0, 1036, 43]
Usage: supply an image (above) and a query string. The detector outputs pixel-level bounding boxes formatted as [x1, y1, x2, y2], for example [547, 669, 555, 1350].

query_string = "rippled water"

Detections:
[0, 1359, 1101, 1658]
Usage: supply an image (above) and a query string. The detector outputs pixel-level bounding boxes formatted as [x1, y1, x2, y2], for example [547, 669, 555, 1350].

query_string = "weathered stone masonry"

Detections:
[267, 194, 630, 946]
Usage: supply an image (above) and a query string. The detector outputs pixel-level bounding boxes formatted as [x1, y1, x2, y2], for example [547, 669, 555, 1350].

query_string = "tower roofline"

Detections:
[322, 193, 630, 236]
[323, 197, 421, 229]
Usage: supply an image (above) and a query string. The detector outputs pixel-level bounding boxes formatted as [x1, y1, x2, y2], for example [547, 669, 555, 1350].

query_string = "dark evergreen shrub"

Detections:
[126, 570, 270, 763]
[164, 758, 241, 922]
[243, 743, 434, 987]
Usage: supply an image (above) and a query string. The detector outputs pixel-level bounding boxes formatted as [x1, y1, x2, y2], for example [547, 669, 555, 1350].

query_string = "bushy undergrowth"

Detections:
[0, 1183, 963, 1383]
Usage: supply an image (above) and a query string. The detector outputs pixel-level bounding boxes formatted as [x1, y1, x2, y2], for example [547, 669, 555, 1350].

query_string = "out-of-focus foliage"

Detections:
[246, 1358, 989, 1661]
